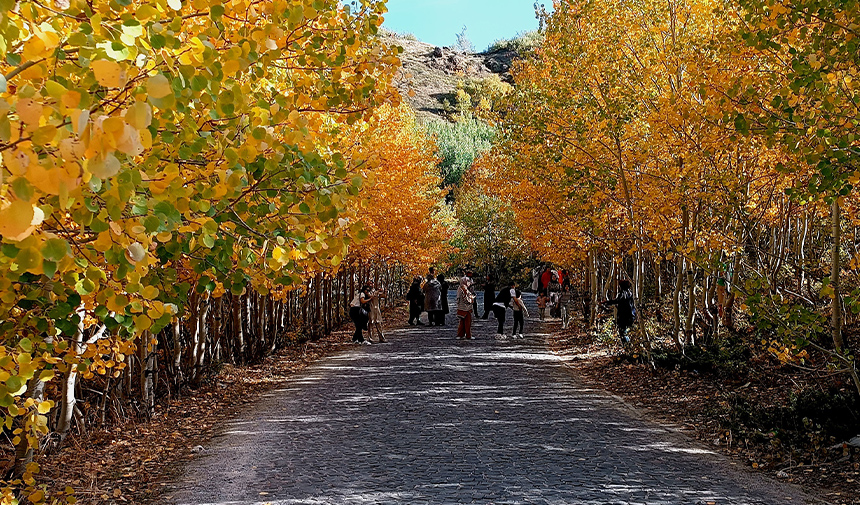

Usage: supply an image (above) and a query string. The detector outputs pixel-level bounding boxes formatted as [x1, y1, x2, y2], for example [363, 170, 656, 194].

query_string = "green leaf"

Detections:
[42, 238, 70, 262]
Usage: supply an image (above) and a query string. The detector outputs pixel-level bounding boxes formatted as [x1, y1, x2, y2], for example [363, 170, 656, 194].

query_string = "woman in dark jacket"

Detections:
[407, 276, 424, 325]
[423, 274, 443, 326]
[601, 280, 636, 343]
[437, 273, 449, 326]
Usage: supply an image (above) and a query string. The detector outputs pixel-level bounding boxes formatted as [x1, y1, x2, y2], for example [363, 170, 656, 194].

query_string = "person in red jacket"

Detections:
[540, 267, 552, 296]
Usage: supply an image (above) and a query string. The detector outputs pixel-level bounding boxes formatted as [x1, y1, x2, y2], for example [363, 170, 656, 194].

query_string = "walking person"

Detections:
[437, 273, 450, 326]
[559, 285, 573, 329]
[407, 276, 424, 325]
[456, 276, 476, 339]
[368, 285, 387, 343]
[423, 273, 443, 326]
[481, 275, 496, 319]
[491, 281, 516, 339]
[511, 288, 529, 339]
[601, 279, 636, 344]
[349, 285, 372, 344]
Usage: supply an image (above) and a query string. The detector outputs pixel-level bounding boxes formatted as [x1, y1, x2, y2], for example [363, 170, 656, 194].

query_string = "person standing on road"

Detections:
[540, 266, 552, 296]
[601, 279, 636, 343]
[511, 288, 529, 339]
[456, 276, 476, 339]
[407, 276, 424, 325]
[491, 281, 516, 339]
[437, 273, 450, 326]
[368, 284, 387, 343]
[481, 275, 496, 319]
[466, 271, 479, 316]
[350, 285, 372, 344]
[423, 273, 443, 326]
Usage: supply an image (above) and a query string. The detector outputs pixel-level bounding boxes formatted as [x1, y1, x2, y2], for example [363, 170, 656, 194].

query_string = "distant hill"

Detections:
[383, 35, 519, 122]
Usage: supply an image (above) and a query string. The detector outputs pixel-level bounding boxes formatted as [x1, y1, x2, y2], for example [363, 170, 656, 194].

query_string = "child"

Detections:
[536, 292, 549, 321]
[512, 289, 529, 339]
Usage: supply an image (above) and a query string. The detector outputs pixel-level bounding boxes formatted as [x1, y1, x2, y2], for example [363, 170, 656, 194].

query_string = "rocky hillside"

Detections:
[383, 35, 518, 122]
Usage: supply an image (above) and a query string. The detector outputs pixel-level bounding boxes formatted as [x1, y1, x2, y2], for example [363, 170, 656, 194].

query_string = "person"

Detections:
[511, 288, 529, 339]
[491, 281, 516, 339]
[540, 267, 552, 296]
[466, 271, 479, 316]
[423, 273, 443, 326]
[548, 269, 563, 314]
[481, 275, 496, 319]
[601, 279, 636, 343]
[437, 273, 449, 326]
[407, 276, 424, 325]
[368, 285, 387, 343]
[561, 269, 571, 292]
[536, 292, 549, 321]
[349, 285, 372, 344]
[558, 285, 574, 329]
[456, 276, 476, 339]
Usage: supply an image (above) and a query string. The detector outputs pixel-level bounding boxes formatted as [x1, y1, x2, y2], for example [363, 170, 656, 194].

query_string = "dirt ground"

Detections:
[547, 325, 860, 505]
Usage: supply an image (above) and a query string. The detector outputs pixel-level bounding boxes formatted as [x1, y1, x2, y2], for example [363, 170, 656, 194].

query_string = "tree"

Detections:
[0, 0, 404, 501]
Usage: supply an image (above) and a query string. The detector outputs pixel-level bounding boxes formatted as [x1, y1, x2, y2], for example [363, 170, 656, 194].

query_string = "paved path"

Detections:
[168, 293, 814, 505]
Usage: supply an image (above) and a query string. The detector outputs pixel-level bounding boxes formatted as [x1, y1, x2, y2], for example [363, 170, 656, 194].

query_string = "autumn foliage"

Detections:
[0, 0, 452, 500]
[480, 0, 859, 388]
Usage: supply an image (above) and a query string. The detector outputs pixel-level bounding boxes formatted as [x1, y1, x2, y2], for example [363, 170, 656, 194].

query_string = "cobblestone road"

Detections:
[169, 294, 814, 505]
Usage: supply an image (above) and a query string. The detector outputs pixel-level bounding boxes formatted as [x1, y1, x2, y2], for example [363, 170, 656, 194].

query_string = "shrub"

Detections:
[487, 30, 543, 54]
[378, 27, 418, 41]
[423, 116, 495, 187]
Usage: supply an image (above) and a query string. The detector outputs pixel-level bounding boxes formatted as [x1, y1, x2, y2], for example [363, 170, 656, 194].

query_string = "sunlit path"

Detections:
[167, 293, 812, 505]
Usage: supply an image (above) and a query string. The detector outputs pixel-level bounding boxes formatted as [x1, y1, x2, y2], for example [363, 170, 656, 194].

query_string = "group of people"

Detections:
[406, 267, 450, 327]
[349, 265, 638, 346]
[348, 284, 388, 344]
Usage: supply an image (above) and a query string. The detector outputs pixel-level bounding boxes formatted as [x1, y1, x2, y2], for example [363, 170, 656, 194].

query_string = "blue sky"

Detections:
[382, 0, 546, 52]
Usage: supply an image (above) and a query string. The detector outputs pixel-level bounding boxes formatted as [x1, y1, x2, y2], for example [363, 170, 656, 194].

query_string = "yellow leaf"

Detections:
[91, 60, 125, 88]
[0, 201, 45, 241]
[87, 152, 121, 179]
[222, 59, 240, 76]
[37, 400, 53, 414]
[124, 101, 152, 129]
[146, 74, 172, 98]
[141, 285, 159, 299]
[16, 98, 43, 126]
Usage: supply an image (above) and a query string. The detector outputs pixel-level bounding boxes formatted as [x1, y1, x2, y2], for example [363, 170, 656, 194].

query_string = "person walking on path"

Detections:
[491, 281, 517, 339]
[558, 285, 574, 329]
[349, 285, 372, 344]
[456, 276, 476, 339]
[407, 276, 424, 325]
[601, 279, 636, 344]
[511, 288, 529, 339]
[368, 285, 387, 343]
[437, 273, 449, 326]
[537, 292, 549, 321]
[423, 273, 443, 326]
[481, 275, 496, 319]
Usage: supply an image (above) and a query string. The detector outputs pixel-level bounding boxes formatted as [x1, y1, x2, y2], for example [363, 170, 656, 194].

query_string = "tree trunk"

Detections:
[832, 199, 844, 350]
